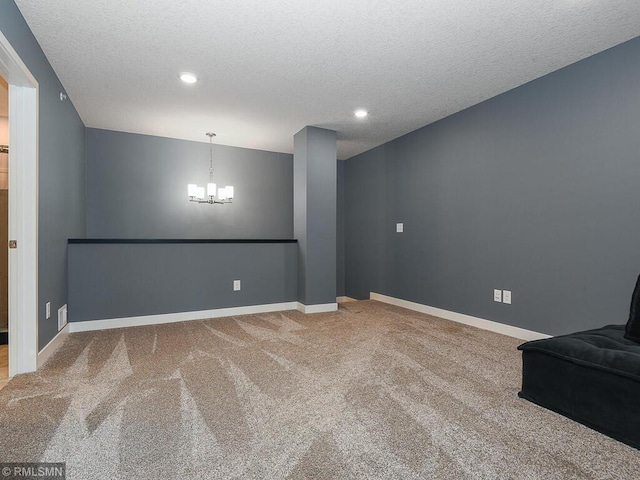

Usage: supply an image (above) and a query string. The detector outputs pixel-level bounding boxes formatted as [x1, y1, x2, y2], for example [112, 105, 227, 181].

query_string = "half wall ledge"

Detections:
[68, 239, 298, 324]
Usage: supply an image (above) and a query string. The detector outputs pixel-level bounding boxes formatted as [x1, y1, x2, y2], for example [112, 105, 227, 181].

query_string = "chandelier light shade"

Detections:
[188, 132, 234, 204]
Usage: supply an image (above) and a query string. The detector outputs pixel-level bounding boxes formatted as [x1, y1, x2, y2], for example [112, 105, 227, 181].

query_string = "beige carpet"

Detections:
[0, 300, 638, 479]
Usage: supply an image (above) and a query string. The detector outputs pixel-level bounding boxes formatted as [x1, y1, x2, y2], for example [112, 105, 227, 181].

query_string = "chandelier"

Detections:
[187, 132, 234, 204]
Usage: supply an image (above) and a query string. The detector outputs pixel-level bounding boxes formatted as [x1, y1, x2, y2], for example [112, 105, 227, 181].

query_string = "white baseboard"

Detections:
[69, 302, 299, 333]
[370, 292, 550, 341]
[37, 323, 70, 369]
[296, 302, 338, 314]
[336, 296, 357, 303]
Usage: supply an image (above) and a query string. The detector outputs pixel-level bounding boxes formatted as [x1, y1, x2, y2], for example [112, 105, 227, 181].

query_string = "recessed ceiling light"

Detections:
[179, 72, 198, 84]
[354, 109, 368, 118]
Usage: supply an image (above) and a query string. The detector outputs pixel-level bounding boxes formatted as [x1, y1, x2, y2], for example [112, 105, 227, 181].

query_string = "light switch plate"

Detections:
[396, 223, 404, 233]
[503, 290, 512, 304]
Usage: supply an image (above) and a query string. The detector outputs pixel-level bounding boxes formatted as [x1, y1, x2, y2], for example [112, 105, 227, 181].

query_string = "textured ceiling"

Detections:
[14, 1, 640, 159]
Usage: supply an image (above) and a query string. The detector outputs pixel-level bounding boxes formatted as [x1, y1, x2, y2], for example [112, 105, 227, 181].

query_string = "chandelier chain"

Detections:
[207, 132, 216, 183]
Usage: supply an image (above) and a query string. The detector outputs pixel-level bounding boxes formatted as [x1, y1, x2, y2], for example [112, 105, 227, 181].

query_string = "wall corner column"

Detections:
[293, 126, 337, 311]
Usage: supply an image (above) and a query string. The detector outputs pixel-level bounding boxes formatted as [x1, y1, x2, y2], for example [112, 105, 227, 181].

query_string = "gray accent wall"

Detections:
[0, 1, 86, 349]
[68, 242, 297, 321]
[345, 36, 640, 336]
[86, 128, 293, 239]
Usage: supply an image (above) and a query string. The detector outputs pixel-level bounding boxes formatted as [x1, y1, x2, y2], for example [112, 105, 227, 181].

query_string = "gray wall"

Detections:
[0, 1, 86, 349]
[86, 128, 293, 239]
[345, 36, 640, 336]
[337, 160, 345, 297]
[69, 242, 297, 321]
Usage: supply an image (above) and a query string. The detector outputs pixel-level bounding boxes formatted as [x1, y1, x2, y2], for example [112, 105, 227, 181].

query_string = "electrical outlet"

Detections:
[396, 223, 404, 233]
[46, 302, 51, 319]
[503, 290, 512, 305]
[233, 280, 241, 291]
[493, 289, 502, 303]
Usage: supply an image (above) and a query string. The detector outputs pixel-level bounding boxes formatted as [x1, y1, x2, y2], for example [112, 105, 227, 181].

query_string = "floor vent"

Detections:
[58, 305, 68, 331]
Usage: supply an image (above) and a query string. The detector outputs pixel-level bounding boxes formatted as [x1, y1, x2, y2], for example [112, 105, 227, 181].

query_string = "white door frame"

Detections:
[0, 31, 39, 376]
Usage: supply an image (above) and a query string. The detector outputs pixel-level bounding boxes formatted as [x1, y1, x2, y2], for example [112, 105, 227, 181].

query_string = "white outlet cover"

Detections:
[46, 302, 51, 319]
[503, 290, 512, 304]
[396, 223, 404, 233]
[493, 289, 502, 302]
[233, 280, 241, 291]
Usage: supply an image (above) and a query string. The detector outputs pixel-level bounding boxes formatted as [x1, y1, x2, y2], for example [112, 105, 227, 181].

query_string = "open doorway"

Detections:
[0, 30, 38, 379]
[0, 74, 7, 389]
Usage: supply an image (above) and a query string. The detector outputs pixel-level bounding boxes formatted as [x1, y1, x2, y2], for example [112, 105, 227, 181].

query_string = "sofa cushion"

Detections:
[625, 275, 640, 343]
[518, 325, 640, 381]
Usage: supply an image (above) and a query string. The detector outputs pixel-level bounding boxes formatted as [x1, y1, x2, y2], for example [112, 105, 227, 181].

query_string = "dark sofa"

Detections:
[518, 276, 640, 449]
